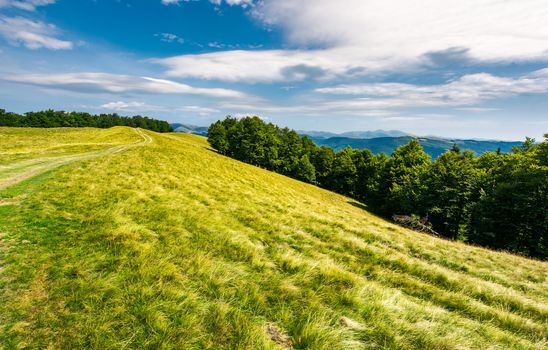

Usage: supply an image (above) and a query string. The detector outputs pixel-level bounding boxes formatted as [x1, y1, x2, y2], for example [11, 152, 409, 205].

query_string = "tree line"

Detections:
[0, 109, 172, 133]
[209, 116, 547, 259]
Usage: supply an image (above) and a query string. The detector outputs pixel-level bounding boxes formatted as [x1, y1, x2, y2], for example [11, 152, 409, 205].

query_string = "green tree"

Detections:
[422, 148, 478, 239]
[380, 140, 430, 215]
[310, 146, 335, 187]
[352, 149, 380, 203]
[329, 147, 358, 195]
[208, 120, 229, 154]
[0, 108, 172, 132]
[470, 137, 547, 258]
[277, 128, 304, 176]
[293, 154, 316, 183]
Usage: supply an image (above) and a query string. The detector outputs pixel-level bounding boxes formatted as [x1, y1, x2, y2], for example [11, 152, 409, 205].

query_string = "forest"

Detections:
[209, 116, 547, 259]
[0, 109, 172, 133]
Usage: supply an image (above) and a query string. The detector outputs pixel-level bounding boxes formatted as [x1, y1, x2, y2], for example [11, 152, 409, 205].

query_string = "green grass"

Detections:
[0, 127, 546, 349]
[0, 127, 142, 165]
[0, 127, 146, 190]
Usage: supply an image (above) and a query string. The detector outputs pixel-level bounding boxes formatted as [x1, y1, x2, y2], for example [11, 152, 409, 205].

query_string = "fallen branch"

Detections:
[392, 215, 439, 236]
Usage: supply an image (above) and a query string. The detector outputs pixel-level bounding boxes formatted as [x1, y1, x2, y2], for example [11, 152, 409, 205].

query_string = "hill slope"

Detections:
[311, 136, 523, 158]
[0, 127, 546, 349]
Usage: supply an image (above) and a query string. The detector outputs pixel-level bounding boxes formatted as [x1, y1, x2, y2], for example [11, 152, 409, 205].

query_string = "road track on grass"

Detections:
[0, 128, 152, 191]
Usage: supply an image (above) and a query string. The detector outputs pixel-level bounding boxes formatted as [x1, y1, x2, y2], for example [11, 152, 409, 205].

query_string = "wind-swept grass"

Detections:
[0, 127, 546, 349]
[0, 127, 141, 165]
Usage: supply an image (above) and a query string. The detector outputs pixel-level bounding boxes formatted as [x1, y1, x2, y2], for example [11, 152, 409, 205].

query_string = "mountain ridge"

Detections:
[311, 135, 523, 158]
[171, 123, 523, 158]
[299, 129, 410, 139]
[170, 123, 208, 136]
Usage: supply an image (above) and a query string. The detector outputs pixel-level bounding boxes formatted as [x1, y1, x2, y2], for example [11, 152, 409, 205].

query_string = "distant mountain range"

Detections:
[171, 124, 522, 158]
[310, 136, 522, 158]
[171, 123, 208, 136]
[299, 129, 410, 139]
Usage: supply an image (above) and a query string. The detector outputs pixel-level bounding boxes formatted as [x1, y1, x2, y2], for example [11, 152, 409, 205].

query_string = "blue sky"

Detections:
[0, 0, 547, 140]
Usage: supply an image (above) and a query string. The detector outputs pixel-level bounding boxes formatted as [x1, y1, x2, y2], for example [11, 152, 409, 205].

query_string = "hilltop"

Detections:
[0, 127, 546, 349]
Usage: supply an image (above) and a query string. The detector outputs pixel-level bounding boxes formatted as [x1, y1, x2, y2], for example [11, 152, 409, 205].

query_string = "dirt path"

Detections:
[135, 128, 153, 144]
[0, 128, 152, 191]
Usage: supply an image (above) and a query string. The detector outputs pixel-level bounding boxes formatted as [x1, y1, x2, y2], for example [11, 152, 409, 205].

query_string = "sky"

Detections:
[0, 0, 547, 140]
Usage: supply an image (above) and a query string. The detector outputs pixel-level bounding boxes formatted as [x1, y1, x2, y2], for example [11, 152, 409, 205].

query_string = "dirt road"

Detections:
[0, 128, 152, 190]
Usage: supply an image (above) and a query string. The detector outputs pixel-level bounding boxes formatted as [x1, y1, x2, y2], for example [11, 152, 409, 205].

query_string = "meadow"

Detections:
[0, 127, 546, 349]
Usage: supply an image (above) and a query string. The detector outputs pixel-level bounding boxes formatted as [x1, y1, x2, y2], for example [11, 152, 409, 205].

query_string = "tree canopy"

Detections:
[0, 108, 172, 133]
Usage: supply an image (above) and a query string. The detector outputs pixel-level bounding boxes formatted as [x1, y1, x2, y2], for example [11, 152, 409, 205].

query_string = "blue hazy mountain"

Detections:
[300, 129, 410, 139]
[173, 124, 522, 158]
[171, 123, 209, 136]
[310, 136, 523, 158]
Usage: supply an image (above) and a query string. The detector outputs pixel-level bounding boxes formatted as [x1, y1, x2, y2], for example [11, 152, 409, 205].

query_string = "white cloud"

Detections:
[216, 99, 395, 117]
[214, 70, 548, 117]
[0, 0, 55, 11]
[161, 0, 182, 5]
[3, 72, 247, 98]
[161, 0, 253, 6]
[100, 101, 221, 116]
[0, 16, 72, 50]
[209, 0, 253, 7]
[255, 0, 548, 62]
[155, 32, 184, 44]
[151, 48, 389, 83]
[100, 101, 159, 112]
[154, 1, 548, 83]
[208, 42, 225, 49]
[456, 107, 502, 113]
[316, 69, 548, 108]
[179, 105, 220, 115]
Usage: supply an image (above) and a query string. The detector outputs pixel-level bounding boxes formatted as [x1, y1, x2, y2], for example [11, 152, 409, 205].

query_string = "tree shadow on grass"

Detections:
[347, 201, 369, 211]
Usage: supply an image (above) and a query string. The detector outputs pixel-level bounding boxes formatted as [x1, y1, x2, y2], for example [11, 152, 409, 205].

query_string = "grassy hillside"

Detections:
[0, 127, 145, 190]
[311, 136, 523, 158]
[0, 127, 546, 349]
[0, 127, 142, 165]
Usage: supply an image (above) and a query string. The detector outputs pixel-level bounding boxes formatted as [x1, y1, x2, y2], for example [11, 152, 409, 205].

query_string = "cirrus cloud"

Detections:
[100, 100, 221, 116]
[155, 32, 184, 44]
[0, 0, 55, 11]
[316, 69, 548, 108]
[100, 101, 159, 112]
[161, 0, 253, 7]
[2, 72, 247, 98]
[0, 15, 72, 50]
[213, 69, 548, 117]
